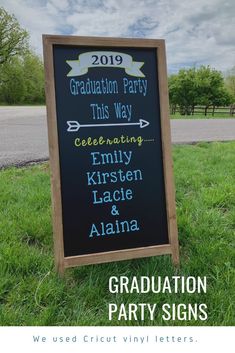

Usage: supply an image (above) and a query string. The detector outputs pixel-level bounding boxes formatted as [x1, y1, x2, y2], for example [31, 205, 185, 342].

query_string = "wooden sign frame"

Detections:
[43, 35, 179, 274]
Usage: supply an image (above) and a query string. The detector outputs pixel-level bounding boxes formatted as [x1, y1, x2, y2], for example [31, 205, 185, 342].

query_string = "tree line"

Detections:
[0, 6, 235, 109]
[0, 7, 44, 104]
[169, 66, 234, 116]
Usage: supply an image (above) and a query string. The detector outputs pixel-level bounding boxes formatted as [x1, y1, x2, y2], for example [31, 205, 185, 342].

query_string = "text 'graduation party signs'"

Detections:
[43, 35, 179, 274]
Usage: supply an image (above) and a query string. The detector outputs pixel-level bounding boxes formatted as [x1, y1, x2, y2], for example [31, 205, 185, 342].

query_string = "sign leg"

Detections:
[55, 259, 65, 276]
[171, 250, 180, 267]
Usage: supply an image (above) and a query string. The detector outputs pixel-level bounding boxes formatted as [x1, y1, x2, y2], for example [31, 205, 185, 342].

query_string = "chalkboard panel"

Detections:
[43, 36, 179, 274]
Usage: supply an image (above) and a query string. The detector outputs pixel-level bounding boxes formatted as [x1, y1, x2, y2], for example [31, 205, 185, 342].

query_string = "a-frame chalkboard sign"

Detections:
[43, 35, 179, 274]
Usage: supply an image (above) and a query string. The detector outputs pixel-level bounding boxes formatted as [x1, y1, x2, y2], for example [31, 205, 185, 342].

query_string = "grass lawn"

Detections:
[0, 142, 234, 326]
[170, 112, 234, 119]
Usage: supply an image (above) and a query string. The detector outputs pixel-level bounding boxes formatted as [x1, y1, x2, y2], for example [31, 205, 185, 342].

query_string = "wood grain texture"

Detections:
[43, 36, 65, 275]
[64, 245, 172, 268]
[42, 34, 179, 272]
[157, 42, 180, 266]
[43, 34, 165, 48]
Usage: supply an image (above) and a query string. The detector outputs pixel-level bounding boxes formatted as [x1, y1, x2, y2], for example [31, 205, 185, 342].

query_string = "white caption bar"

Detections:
[0, 326, 234, 353]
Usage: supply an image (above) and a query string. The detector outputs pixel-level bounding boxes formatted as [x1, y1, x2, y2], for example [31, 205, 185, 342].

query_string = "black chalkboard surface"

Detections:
[43, 36, 179, 274]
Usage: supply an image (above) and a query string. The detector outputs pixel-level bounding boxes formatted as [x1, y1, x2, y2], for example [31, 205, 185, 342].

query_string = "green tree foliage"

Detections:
[0, 53, 45, 104]
[169, 68, 198, 115]
[22, 53, 45, 104]
[169, 66, 233, 115]
[225, 66, 235, 100]
[0, 7, 45, 104]
[0, 57, 25, 104]
[0, 7, 29, 65]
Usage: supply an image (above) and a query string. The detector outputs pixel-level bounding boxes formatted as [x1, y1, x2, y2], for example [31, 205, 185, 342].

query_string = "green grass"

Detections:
[0, 142, 235, 326]
[171, 112, 234, 119]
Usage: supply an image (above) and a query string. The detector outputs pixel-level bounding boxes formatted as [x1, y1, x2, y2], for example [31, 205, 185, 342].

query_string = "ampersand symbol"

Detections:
[111, 205, 119, 216]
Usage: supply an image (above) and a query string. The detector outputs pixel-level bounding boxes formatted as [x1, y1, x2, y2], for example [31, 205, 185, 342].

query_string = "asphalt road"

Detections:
[0, 106, 235, 168]
[0, 106, 48, 168]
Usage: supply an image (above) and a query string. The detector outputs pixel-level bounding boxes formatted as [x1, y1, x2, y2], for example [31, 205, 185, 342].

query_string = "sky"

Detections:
[0, 0, 235, 73]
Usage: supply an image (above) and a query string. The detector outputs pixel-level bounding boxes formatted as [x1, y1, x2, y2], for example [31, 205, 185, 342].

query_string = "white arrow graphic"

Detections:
[66, 119, 150, 132]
